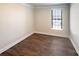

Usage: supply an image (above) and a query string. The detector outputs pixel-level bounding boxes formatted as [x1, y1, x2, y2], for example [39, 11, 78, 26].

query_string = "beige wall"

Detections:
[70, 3, 79, 54]
[34, 4, 70, 37]
[0, 4, 34, 50]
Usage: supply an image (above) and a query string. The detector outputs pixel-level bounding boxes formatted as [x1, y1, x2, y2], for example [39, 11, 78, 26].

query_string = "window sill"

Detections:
[51, 28, 63, 31]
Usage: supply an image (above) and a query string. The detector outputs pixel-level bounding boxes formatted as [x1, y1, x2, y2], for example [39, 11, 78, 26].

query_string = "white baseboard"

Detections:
[35, 31, 69, 38]
[0, 32, 34, 54]
[70, 38, 79, 55]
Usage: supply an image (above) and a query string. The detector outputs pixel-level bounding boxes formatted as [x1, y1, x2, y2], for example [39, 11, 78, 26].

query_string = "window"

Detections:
[51, 8, 62, 30]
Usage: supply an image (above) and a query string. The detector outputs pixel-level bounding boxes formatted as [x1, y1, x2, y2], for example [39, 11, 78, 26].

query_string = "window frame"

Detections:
[51, 8, 63, 30]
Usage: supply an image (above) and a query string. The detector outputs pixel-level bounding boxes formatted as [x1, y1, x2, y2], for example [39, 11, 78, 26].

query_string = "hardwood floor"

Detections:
[0, 33, 78, 56]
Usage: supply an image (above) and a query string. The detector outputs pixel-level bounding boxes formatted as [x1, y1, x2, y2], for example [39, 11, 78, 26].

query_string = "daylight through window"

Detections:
[51, 8, 62, 30]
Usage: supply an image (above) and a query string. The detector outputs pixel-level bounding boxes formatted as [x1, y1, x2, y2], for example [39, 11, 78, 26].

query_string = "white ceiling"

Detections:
[28, 3, 69, 7]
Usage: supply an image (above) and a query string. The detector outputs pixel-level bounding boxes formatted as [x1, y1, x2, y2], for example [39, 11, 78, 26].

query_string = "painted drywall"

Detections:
[0, 4, 34, 51]
[34, 4, 70, 38]
[70, 3, 79, 54]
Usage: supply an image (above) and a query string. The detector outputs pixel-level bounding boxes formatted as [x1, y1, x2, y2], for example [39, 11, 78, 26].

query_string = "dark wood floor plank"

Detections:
[0, 33, 78, 56]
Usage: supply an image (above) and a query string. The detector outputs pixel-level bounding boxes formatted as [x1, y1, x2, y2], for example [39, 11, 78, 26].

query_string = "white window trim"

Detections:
[51, 8, 63, 30]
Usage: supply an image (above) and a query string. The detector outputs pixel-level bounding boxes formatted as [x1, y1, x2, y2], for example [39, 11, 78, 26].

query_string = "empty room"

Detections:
[0, 3, 79, 56]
